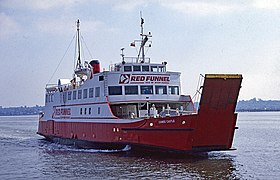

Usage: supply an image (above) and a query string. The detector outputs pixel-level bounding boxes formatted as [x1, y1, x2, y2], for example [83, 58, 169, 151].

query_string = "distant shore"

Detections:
[1, 98, 280, 116]
[236, 98, 280, 112]
[0, 105, 44, 116]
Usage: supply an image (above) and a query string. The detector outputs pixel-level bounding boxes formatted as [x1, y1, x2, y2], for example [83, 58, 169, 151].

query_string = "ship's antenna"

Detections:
[76, 19, 82, 69]
[140, 12, 145, 63]
[137, 12, 151, 63]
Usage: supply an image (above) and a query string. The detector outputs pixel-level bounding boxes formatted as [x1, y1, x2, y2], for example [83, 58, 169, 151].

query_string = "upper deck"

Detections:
[110, 57, 167, 73]
[44, 17, 185, 104]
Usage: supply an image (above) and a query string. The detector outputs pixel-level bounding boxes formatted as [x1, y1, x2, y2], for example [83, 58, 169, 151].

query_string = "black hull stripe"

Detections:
[122, 128, 194, 131]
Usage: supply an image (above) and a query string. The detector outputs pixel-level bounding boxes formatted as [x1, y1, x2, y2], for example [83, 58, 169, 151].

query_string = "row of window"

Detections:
[46, 87, 101, 103]
[80, 107, 101, 115]
[67, 87, 101, 101]
[46, 85, 179, 103]
[124, 65, 166, 72]
[115, 65, 166, 72]
[108, 85, 179, 96]
[46, 94, 54, 103]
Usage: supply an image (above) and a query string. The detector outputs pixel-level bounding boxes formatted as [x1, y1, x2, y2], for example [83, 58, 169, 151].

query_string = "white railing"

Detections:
[123, 56, 150, 63]
[45, 81, 83, 93]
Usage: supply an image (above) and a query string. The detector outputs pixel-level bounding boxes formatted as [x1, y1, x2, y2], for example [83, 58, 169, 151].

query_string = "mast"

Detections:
[140, 16, 145, 62]
[76, 19, 82, 69]
[137, 13, 151, 63]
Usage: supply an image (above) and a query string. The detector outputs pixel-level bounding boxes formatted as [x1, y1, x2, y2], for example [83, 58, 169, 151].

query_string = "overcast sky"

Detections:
[1, 0, 280, 107]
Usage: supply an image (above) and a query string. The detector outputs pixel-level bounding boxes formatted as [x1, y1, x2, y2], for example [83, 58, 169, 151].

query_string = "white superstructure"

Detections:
[43, 19, 195, 122]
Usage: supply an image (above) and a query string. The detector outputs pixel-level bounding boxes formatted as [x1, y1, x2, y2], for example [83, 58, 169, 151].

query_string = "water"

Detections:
[0, 112, 279, 179]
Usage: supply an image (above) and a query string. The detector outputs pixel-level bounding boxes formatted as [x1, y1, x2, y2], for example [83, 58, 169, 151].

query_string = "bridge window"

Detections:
[45, 94, 48, 103]
[142, 66, 149, 72]
[133, 65, 141, 71]
[169, 86, 179, 95]
[151, 66, 158, 72]
[89, 88, 94, 98]
[124, 66, 132, 72]
[63, 92, 67, 103]
[68, 91, 72, 100]
[159, 66, 166, 72]
[83, 89, 88, 99]
[125, 86, 138, 95]
[141, 85, 153, 94]
[78, 90, 82, 99]
[73, 91, 77, 100]
[109, 86, 122, 95]
[95, 87, 100, 97]
[155, 86, 167, 94]
[114, 65, 121, 72]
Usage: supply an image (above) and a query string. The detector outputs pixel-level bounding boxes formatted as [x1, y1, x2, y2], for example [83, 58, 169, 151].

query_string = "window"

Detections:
[95, 87, 100, 97]
[115, 65, 121, 71]
[159, 66, 165, 72]
[99, 76, 104, 81]
[63, 92, 67, 103]
[89, 88, 94, 98]
[141, 85, 153, 94]
[133, 65, 141, 71]
[84, 108, 87, 115]
[125, 86, 138, 95]
[124, 66, 132, 72]
[108, 86, 122, 95]
[80, 108, 82, 115]
[155, 86, 167, 94]
[45, 94, 48, 103]
[142, 66, 149, 72]
[169, 86, 179, 95]
[68, 91, 72, 100]
[151, 66, 158, 72]
[98, 107, 101, 114]
[89, 108, 91, 115]
[78, 90, 82, 99]
[83, 89, 88, 99]
[73, 91, 77, 100]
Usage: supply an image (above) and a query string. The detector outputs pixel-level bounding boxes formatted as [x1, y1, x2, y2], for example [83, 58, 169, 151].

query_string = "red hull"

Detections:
[38, 74, 242, 152]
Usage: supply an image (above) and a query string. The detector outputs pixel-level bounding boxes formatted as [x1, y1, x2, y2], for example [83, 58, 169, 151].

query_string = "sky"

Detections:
[1, 0, 280, 107]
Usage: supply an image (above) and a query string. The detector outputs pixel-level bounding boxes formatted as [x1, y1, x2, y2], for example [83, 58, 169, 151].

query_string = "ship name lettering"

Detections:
[131, 76, 145, 81]
[55, 108, 71, 116]
[146, 76, 170, 82]
[158, 119, 175, 124]
[129, 75, 170, 83]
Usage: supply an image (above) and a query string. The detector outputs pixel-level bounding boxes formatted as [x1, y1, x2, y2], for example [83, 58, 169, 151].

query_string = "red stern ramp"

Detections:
[192, 74, 243, 151]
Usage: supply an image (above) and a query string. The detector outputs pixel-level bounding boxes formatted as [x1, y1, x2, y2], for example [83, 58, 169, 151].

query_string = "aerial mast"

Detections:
[76, 19, 82, 69]
[140, 13, 145, 62]
[137, 12, 151, 63]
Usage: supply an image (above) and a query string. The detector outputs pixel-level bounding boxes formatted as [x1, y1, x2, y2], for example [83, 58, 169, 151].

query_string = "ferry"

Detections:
[37, 18, 242, 153]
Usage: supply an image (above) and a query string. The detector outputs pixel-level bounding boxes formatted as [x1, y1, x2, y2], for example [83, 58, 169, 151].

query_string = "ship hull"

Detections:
[37, 112, 237, 153]
[38, 74, 242, 153]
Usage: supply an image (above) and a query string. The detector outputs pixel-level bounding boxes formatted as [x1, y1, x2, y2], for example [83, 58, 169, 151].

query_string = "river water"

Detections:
[0, 112, 279, 179]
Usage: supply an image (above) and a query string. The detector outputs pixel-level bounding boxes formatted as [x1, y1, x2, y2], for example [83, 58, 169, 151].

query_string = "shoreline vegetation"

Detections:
[0, 105, 44, 116]
[0, 98, 280, 116]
